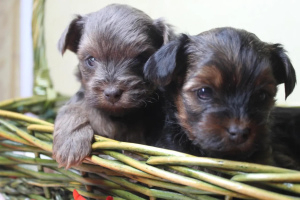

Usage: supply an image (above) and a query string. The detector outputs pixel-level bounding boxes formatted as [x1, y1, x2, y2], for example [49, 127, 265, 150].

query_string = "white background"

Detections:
[43, 0, 299, 105]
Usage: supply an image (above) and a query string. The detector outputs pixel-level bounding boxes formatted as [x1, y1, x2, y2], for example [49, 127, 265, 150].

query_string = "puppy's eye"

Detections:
[86, 57, 96, 67]
[252, 91, 269, 103]
[197, 87, 213, 101]
[257, 91, 268, 102]
[258, 92, 266, 101]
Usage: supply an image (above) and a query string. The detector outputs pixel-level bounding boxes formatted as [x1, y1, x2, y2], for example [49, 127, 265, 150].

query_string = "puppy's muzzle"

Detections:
[104, 86, 123, 104]
[227, 124, 250, 144]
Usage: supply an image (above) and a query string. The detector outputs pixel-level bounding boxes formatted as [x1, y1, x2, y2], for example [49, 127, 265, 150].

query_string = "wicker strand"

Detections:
[1, 110, 300, 199]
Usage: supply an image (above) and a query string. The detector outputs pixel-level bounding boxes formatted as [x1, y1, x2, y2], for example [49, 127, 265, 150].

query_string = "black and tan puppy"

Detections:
[53, 4, 174, 168]
[271, 107, 300, 169]
[144, 27, 296, 166]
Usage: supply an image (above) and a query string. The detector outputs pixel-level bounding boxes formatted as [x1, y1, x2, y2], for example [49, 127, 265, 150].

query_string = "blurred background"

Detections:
[1, 0, 299, 105]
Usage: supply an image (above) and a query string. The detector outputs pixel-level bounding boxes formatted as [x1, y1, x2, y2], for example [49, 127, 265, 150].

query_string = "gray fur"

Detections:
[53, 4, 174, 168]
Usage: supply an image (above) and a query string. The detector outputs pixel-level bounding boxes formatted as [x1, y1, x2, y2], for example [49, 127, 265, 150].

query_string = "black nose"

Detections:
[104, 87, 123, 103]
[228, 126, 250, 143]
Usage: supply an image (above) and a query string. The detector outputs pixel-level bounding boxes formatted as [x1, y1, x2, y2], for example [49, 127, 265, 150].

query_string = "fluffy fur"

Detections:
[271, 107, 300, 170]
[144, 27, 297, 167]
[53, 4, 174, 168]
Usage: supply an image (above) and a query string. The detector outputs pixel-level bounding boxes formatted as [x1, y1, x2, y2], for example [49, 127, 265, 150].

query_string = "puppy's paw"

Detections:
[53, 118, 94, 169]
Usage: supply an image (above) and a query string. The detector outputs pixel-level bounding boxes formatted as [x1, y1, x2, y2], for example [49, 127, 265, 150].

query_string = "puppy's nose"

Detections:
[104, 87, 123, 103]
[228, 126, 250, 143]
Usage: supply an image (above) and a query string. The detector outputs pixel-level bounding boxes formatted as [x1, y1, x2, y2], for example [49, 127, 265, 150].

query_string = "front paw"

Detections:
[53, 122, 94, 169]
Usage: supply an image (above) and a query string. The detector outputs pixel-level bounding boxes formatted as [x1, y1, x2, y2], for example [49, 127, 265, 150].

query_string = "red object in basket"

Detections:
[73, 189, 86, 200]
[73, 189, 113, 200]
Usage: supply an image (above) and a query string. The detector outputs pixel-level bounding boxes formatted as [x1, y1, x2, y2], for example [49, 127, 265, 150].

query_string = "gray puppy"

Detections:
[53, 4, 174, 168]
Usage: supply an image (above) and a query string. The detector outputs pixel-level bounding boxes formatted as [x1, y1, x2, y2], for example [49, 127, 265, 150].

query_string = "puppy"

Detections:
[271, 107, 300, 169]
[144, 27, 296, 166]
[53, 4, 174, 168]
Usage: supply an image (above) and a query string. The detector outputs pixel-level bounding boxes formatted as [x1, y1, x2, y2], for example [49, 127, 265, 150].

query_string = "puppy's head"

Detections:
[144, 27, 296, 159]
[58, 4, 174, 115]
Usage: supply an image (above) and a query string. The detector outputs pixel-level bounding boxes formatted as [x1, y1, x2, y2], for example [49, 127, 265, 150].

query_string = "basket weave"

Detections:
[1, 1, 300, 200]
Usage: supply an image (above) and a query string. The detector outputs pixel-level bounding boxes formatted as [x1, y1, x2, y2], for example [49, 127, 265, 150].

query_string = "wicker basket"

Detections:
[1, 1, 300, 200]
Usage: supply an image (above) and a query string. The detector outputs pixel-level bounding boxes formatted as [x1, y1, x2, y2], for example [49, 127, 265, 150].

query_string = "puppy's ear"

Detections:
[153, 18, 176, 45]
[144, 34, 189, 86]
[58, 15, 85, 55]
[271, 44, 297, 99]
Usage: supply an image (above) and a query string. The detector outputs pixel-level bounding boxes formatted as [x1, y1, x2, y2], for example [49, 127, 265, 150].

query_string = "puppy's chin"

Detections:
[199, 140, 257, 160]
[189, 127, 267, 160]
[85, 93, 148, 117]
[95, 103, 140, 117]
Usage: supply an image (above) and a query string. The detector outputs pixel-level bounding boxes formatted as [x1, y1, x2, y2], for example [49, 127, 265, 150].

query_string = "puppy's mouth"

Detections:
[209, 141, 257, 159]
[196, 139, 257, 160]
[98, 101, 136, 116]
[190, 127, 264, 160]
[86, 86, 153, 116]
